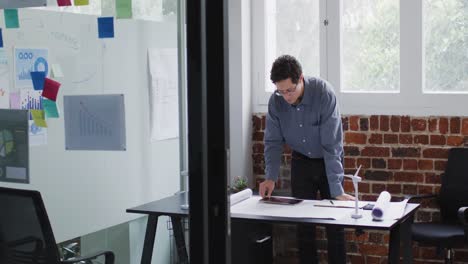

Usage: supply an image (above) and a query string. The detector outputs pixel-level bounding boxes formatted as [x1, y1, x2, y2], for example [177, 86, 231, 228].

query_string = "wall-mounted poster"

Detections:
[0, 0, 46, 9]
[14, 47, 49, 88]
[0, 109, 29, 184]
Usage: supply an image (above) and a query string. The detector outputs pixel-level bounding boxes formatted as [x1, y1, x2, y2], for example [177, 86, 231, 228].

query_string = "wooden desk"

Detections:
[127, 193, 420, 264]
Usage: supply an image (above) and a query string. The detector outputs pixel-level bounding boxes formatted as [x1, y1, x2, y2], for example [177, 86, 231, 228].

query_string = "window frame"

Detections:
[252, 0, 468, 116]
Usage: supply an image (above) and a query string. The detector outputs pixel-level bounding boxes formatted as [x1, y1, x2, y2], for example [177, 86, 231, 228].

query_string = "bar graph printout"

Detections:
[64, 94, 126, 150]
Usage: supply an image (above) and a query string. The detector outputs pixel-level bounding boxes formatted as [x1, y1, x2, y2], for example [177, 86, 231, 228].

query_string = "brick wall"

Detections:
[252, 114, 468, 263]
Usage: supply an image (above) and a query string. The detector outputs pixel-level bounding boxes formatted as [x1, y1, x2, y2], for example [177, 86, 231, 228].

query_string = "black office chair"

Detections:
[0, 187, 115, 264]
[408, 148, 468, 264]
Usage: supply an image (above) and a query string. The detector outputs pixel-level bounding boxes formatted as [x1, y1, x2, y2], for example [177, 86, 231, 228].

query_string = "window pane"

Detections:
[342, 0, 400, 92]
[424, 0, 468, 92]
[265, 0, 320, 91]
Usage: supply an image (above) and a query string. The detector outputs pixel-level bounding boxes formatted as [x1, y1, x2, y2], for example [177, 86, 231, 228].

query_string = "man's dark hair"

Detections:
[270, 55, 302, 84]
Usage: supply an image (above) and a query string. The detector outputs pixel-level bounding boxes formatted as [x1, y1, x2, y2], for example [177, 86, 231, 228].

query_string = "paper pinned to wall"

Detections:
[14, 47, 49, 88]
[0, 50, 10, 109]
[148, 48, 179, 141]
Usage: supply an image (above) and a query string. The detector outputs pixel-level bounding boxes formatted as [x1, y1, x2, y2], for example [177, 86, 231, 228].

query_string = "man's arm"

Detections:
[261, 98, 284, 197]
[319, 82, 348, 199]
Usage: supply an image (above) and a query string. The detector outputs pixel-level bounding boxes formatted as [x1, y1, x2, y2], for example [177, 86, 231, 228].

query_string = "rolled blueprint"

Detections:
[230, 188, 252, 206]
[371, 191, 391, 221]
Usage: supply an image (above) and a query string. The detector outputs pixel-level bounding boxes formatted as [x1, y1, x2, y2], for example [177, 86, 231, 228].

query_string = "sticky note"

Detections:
[4, 9, 19, 29]
[42, 99, 59, 118]
[30, 71, 46, 90]
[74, 0, 89, 6]
[10, 91, 21, 109]
[116, 0, 132, 19]
[98, 17, 114, 38]
[41, 78, 61, 101]
[0, 29, 3, 48]
[51, 64, 64, 78]
[57, 0, 72, 6]
[31, 109, 47, 127]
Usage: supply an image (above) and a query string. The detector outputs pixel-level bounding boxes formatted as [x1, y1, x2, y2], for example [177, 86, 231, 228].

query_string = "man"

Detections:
[259, 55, 353, 264]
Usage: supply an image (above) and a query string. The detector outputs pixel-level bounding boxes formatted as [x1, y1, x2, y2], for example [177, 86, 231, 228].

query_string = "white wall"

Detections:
[228, 0, 252, 184]
[0, 9, 180, 247]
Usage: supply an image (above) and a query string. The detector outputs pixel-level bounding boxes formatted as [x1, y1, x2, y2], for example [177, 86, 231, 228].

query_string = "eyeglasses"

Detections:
[274, 83, 298, 96]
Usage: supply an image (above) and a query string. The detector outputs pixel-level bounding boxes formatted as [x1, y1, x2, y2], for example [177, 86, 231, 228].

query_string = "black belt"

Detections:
[292, 151, 324, 161]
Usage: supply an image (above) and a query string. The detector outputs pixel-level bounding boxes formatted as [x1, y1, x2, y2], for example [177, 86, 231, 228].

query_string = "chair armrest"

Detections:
[458, 207, 468, 226]
[404, 193, 436, 203]
[61, 250, 115, 264]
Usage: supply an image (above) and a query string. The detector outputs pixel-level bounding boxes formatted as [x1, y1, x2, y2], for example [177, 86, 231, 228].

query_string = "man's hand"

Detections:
[259, 180, 275, 198]
[335, 193, 355, 201]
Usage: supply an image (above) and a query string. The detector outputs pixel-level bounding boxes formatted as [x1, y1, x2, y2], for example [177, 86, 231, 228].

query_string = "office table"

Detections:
[127, 193, 420, 264]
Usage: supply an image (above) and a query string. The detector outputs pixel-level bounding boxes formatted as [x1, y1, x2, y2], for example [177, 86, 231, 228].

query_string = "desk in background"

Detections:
[127, 193, 420, 264]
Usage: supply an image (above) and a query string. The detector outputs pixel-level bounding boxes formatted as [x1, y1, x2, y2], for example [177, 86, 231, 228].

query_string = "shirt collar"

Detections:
[297, 76, 311, 106]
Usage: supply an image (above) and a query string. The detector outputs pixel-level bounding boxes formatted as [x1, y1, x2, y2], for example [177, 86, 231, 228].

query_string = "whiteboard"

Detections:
[0, 9, 180, 242]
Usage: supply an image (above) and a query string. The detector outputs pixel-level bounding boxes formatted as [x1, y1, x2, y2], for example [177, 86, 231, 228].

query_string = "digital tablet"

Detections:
[260, 196, 303, 205]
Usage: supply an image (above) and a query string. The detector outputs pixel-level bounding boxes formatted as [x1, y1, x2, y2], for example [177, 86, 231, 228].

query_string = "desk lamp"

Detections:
[344, 165, 362, 219]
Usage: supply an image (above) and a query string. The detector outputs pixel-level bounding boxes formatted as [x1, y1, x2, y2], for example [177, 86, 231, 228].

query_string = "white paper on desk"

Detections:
[230, 188, 252, 206]
[314, 200, 369, 208]
[231, 196, 357, 220]
[148, 48, 179, 141]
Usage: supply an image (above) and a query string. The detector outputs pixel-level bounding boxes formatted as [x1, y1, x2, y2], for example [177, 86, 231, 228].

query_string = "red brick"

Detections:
[439, 118, 449, 134]
[411, 119, 427, 131]
[349, 255, 365, 264]
[364, 170, 391, 181]
[383, 134, 398, 144]
[414, 135, 429, 145]
[252, 115, 262, 132]
[253, 165, 265, 175]
[451, 117, 461, 134]
[417, 185, 433, 195]
[252, 143, 264, 154]
[403, 184, 417, 194]
[392, 147, 421, 157]
[359, 244, 388, 256]
[360, 117, 369, 131]
[357, 158, 371, 168]
[394, 172, 424, 182]
[447, 136, 464, 146]
[399, 134, 412, 144]
[370, 115, 379, 131]
[390, 116, 400, 132]
[345, 132, 367, 144]
[252, 131, 264, 141]
[344, 146, 360, 156]
[368, 134, 383, 144]
[387, 183, 402, 193]
[344, 157, 356, 168]
[380, 116, 389, 131]
[372, 158, 386, 169]
[252, 154, 264, 164]
[419, 247, 439, 259]
[361, 147, 390, 157]
[423, 148, 449, 159]
[342, 116, 349, 131]
[428, 118, 438, 132]
[434, 160, 447, 171]
[366, 256, 382, 264]
[430, 135, 446, 145]
[401, 116, 411, 132]
[360, 182, 370, 193]
[425, 173, 440, 184]
[418, 160, 433, 170]
[362, 194, 379, 201]
[388, 159, 402, 169]
[349, 116, 360, 131]
[343, 180, 354, 192]
[403, 159, 418, 170]
[261, 115, 266, 130]
[462, 118, 468, 135]
[372, 183, 386, 193]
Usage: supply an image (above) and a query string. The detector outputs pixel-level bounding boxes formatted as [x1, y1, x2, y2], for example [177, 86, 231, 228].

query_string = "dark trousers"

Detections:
[291, 151, 346, 264]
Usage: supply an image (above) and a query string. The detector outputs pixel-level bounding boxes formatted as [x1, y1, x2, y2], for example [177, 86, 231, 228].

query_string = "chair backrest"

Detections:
[439, 148, 468, 224]
[0, 187, 61, 264]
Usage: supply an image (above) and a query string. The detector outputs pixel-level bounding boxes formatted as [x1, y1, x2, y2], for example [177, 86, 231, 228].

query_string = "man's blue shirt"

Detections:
[264, 76, 344, 197]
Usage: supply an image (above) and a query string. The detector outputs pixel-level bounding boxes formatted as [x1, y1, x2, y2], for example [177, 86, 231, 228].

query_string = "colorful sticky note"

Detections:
[74, 0, 89, 6]
[42, 99, 59, 118]
[57, 0, 72, 6]
[9, 92, 21, 109]
[30, 71, 46, 90]
[4, 9, 20, 29]
[31, 109, 47, 127]
[41, 78, 61, 101]
[0, 29, 3, 48]
[51, 64, 64, 78]
[116, 0, 132, 19]
[97, 17, 114, 38]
